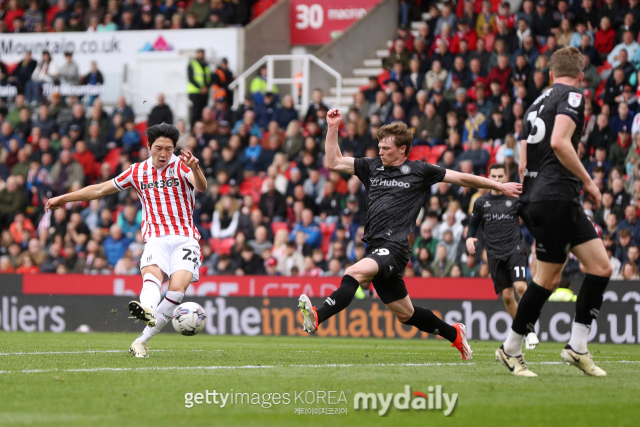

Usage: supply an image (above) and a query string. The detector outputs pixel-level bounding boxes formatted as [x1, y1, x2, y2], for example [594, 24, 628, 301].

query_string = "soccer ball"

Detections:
[171, 302, 206, 336]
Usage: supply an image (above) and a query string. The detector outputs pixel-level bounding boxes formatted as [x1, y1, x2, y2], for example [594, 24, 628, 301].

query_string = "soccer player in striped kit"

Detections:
[46, 123, 207, 357]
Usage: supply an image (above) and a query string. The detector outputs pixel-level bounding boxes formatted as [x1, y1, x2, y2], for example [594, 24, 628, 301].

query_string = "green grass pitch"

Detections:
[0, 332, 638, 427]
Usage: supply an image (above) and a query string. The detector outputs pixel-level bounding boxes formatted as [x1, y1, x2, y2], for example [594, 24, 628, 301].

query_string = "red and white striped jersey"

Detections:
[112, 154, 200, 242]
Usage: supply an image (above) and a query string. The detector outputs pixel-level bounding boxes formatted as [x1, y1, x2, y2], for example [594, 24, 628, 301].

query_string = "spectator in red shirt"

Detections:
[486, 54, 512, 93]
[16, 254, 39, 274]
[451, 18, 478, 54]
[595, 16, 616, 54]
[72, 140, 98, 179]
[4, 0, 24, 32]
[8, 213, 35, 244]
[495, 1, 516, 31]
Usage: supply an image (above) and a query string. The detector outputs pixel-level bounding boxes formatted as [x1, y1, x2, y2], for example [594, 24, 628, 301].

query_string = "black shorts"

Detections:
[488, 253, 528, 294]
[366, 242, 410, 304]
[527, 201, 599, 264]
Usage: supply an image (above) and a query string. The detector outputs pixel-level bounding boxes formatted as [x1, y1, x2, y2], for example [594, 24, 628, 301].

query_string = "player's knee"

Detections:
[583, 259, 612, 279]
[394, 309, 413, 324]
[501, 290, 515, 306]
[514, 282, 527, 295]
[344, 265, 368, 284]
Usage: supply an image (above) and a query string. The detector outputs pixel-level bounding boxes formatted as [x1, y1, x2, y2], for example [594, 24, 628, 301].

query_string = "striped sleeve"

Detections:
[179, 161, 194, 189]
[112, 165, 135, 192]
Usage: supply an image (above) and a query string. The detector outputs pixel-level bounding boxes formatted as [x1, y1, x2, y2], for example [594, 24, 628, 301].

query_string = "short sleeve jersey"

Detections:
[354, 156, 446, 251]
[470, 193, 527, 259]
[520, 84, 585, 205]
[112, 154, 200, 242]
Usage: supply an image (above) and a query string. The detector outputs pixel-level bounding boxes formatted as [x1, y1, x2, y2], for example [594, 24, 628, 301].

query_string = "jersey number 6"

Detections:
[526, 105, 546, 145]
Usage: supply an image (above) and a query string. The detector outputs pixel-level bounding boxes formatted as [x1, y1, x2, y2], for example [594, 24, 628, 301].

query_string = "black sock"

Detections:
[575, 274, 609, 325]
[512, 281, 552, 335]
[315, 275, 360, 324]
[403, 306, 458, 342]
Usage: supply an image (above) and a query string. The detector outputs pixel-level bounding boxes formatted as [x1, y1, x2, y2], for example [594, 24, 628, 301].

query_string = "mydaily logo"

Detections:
[354, 385, 458, 416]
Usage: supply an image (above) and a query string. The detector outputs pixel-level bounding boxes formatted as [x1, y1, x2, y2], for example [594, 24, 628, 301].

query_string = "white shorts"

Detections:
[139, 235, 201, 283]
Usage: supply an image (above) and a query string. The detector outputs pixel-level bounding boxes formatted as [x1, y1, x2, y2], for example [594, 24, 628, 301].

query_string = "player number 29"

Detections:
[371, 248, 389, 256]
[514, 266, 526, 278]
[526, 106, 546, 144]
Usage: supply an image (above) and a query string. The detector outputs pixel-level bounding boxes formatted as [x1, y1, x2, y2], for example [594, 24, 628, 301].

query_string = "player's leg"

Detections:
[497, 202, 574, 376]
[507, 253, 539, 349]
[131, 237, 200, 357]
[501, 287, 518, 318]
[381, 277, 472, 360]
[560, 231, 611, 376]
[129, 237, 169, 327]
[299, 257, 378, 333]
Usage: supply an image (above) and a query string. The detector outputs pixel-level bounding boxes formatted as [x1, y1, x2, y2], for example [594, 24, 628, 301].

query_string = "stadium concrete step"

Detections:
[342, 77, 369, 86]
[376, 49, 390, 58]
[364, 58, 382, 67]
[353, 67, 383, 76]
[329, 86, 360, 96]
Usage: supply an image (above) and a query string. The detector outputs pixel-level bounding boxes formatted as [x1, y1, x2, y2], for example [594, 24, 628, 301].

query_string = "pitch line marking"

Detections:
[1, 360, 639, 375]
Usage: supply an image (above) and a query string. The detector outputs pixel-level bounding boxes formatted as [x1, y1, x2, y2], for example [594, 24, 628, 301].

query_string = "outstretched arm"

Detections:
[325, 109, 355, 175]
[45, 180, 118, 212]
[443, 170, 522, 197]
[519, 139, 527, 183]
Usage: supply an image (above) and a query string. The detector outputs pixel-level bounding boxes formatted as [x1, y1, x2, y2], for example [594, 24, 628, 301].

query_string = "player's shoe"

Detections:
[128, 301, 157, 327]
[451, 323, 473, 360]
[298, 294, 318, 334]
[495, 345, 537, 377]
[525, 332, 540, 349]
[560, 345, 606, 376]
[129, 341, 149, 358]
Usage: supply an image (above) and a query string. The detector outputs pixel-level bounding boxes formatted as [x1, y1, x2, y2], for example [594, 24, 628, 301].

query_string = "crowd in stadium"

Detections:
[1, 0, 640, 282]
[0, 0, 270, 33]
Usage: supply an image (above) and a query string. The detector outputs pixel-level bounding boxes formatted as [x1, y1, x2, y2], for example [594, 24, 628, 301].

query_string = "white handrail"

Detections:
[228, 54, 342, 115]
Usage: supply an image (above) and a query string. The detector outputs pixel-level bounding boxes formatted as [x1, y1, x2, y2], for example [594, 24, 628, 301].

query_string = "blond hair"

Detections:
[549, 47, 584, 79]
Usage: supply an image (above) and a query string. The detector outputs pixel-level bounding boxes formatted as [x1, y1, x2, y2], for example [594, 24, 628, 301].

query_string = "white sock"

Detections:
[135, 291, 184, 343]
[140, 274, 162, 313]
[503, 329, 525, 356]
[568, 321, 590, 354]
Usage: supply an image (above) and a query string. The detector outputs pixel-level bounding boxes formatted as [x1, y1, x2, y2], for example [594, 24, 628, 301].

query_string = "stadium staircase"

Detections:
[323, 12, 433, 114]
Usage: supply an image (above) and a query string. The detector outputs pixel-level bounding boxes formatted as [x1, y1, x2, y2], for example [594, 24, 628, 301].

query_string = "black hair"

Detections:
[146, 122, 180, 147]
[489, 163, 506, 172]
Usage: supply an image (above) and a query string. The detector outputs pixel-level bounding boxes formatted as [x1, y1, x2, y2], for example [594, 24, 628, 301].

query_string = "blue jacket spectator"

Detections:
[121, 120, 142, 152]
[242, 138, 263, 172]
[458, 138, 490, 176]
[277, 95, 299, 129]
[290, 209, 322, 249]
[117, 206, 142, 241]
[462, 104, 489, 142]
[512, 37, 540, 68]
[618, 205, 640, 244]
[103, 224, 132, 267]
[254, 93, 280, 129]
[232, 110, 263, 138]
[0, 122, 23, 150]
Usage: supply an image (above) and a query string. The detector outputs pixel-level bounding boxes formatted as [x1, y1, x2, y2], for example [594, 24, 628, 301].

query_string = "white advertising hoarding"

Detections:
[0, 28, 241, 119]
